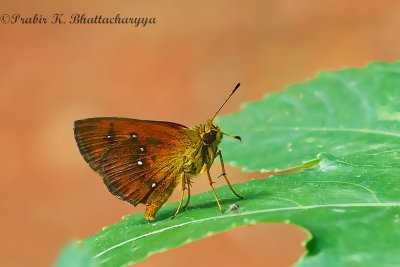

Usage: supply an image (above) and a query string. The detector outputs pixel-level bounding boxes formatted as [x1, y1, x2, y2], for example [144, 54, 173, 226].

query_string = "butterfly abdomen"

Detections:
[144, 171, 182, 220]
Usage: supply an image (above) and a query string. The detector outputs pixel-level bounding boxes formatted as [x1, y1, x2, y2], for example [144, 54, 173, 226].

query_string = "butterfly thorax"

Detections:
[181, 119, 223, 177]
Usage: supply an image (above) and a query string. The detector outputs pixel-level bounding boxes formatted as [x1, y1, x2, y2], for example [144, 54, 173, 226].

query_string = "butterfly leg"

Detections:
[216, 150, 243, 199]
[182, 176, 191, 209]
[172, 173, 186, 219]
[205, 164, 223, 213]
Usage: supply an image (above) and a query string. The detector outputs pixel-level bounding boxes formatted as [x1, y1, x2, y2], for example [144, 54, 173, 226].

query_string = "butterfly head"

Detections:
[201, 120, 223, 146]
[199, 119, 241, 154]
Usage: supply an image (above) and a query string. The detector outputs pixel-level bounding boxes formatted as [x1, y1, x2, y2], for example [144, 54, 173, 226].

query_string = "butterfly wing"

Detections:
[74, 117, 190, 205]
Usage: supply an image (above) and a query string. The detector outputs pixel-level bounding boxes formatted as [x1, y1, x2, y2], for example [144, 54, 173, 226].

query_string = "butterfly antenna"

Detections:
[211, 83, 240, 121]
[222, 132, 242, 142]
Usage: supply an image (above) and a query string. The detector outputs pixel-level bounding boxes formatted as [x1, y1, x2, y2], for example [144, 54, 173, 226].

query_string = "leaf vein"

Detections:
[307, 180, 381, 203]
[93, 202, 399, 259]
[256, 127, 400, 138]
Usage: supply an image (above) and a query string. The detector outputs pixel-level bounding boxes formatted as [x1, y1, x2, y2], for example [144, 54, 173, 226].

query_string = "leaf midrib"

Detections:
[252, 127, 400, 138]
[93, 202, 400, 259]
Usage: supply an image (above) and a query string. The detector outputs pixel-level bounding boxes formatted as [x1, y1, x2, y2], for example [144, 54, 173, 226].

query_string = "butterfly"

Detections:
[74, 83, 242, 220]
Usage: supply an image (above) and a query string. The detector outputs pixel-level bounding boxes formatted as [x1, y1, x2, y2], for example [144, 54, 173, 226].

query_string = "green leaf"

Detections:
[219, 62, 400, 172]
[55, 241, 95, 267]
[56, 62, 400, 266]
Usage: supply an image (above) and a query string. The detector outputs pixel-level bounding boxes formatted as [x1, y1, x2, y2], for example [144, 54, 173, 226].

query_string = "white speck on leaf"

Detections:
[332, 209, 346, 213]
[305, 137, 315, 143]
[319, 160, 338, 172]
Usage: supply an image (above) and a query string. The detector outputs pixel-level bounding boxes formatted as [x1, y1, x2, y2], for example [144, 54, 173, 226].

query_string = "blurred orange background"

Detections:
[2, 1, 400, 266]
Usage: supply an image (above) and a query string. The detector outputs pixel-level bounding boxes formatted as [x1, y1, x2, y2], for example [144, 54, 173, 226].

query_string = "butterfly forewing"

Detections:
[74, 117, 189, 205]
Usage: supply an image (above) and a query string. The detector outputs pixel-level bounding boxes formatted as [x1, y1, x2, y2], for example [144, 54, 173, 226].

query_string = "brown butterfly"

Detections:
[74, 83, 242, 220]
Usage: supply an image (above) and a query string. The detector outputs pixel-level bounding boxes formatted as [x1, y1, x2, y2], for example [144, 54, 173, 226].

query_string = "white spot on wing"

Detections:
[138, 160, 143, 165]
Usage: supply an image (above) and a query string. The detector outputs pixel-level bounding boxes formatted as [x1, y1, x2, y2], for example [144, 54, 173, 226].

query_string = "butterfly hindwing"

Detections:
[101, 138, 183, 205]
[74, 117, 189, 205]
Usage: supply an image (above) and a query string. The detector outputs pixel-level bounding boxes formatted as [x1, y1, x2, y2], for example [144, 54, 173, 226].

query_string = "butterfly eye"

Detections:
[202, 130, 217, 145]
